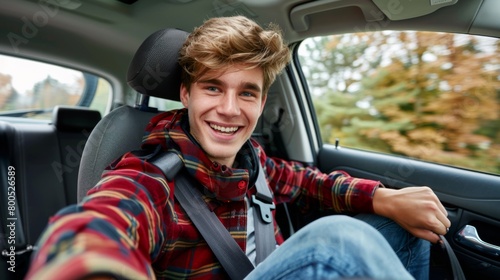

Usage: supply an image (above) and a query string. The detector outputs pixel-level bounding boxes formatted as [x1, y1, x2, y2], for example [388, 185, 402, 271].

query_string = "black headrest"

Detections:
[52, 106, 102, 132]
[127, 28, 189, 101]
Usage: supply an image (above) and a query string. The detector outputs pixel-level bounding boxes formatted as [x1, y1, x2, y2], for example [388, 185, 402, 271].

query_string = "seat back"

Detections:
[53, 105, 101, 204]
[77, 28, 189, 201]
[0, 106, 100, 280]
[77, 106, 158, 200]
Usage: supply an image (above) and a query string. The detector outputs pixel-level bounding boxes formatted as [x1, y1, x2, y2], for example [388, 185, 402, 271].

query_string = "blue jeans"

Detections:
[245, 215, 429, 280]
[355, 214, 430, 280]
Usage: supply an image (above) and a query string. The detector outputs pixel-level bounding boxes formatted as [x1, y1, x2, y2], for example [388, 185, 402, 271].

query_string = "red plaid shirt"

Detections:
[27, 109, 380, 280]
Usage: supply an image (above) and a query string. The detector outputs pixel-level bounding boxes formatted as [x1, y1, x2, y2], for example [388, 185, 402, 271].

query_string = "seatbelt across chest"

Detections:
[149, 151, 276, 279]
[174, 169, 254, 279]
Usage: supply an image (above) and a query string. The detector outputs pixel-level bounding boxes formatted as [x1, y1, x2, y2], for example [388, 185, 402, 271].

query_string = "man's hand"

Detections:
[373, 186, 451, 243]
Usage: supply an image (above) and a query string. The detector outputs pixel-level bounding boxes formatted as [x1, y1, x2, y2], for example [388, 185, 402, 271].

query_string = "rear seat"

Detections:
[52, 106, 102, 205]
[0, 106, 101, 280]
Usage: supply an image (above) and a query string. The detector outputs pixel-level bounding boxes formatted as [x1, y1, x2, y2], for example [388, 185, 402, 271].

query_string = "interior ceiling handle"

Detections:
[455, 225, 500, 257]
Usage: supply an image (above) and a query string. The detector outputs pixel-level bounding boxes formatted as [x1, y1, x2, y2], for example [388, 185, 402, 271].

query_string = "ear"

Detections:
[180, 83, 189, 108]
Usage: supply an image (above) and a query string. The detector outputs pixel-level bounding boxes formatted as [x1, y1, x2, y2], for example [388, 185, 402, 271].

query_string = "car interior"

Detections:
[0, 0, 499, 279]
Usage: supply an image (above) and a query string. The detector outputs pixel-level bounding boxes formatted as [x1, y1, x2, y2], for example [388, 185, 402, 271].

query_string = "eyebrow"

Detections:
[198, 78, 262, 93]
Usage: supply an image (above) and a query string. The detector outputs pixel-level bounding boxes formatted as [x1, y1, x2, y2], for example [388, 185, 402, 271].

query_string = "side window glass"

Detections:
[149, 96, 184, 111]
[298, 31, 500, 174]
[0, 54, 111, 120]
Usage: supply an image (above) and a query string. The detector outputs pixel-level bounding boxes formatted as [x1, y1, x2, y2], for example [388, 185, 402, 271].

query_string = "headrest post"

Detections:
[134, 94, 158, 113]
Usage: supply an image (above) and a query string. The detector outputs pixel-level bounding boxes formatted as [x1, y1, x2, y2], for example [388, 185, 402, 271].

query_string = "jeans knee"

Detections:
[309, 215, 375, 233]
[297, 215, 384, 248]
[255, 215, 414, 280]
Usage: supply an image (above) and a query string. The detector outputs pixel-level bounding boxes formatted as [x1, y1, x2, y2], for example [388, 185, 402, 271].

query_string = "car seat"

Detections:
[77, 28, 189, 201]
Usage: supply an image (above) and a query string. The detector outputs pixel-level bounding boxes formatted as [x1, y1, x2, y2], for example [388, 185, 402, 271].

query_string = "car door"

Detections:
[317, 145, 500, 279]
[294, 30, 500, 279]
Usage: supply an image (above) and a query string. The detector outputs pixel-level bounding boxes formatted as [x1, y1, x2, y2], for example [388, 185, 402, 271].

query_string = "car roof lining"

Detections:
[287, 0, 488, 39]
[0, 0, 494, 63]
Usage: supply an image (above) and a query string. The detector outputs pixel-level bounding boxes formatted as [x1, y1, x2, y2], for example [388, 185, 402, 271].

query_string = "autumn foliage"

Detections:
[299, 31, 500, 174]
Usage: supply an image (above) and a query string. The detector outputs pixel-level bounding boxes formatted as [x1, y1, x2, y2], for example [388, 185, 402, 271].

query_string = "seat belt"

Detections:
[149, 151, 276, 280]
[252, 163, 276, 264]
[439, 235, 466, 280]
[175, 170, 254, 280]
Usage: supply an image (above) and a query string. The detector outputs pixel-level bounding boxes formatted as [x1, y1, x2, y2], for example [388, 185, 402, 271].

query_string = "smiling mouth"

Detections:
[210, 123, 239, 134]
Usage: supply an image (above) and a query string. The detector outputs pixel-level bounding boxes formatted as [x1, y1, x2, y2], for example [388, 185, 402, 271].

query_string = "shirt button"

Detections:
[238, 180, 247, 189]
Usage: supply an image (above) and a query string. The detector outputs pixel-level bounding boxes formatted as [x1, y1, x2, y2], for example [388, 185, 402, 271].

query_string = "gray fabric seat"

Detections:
[77, 106, 158, 200]
[77, 28, 189, 201]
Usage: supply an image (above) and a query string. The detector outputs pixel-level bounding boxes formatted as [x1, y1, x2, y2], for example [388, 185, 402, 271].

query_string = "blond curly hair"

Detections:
[179, 16, 290, 95]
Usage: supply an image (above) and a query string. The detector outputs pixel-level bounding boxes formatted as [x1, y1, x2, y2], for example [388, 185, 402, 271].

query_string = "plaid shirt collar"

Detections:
[142, 108, 257, 202]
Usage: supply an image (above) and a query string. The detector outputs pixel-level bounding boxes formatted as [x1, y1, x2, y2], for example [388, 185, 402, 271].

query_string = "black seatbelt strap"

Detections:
[149, 150, 276, 279]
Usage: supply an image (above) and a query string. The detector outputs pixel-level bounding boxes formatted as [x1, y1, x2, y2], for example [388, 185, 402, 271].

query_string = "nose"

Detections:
[217, 92, 240, 117]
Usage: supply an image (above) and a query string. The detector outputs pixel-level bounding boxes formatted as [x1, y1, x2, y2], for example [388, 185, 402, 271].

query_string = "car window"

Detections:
[149, 96, 184, 111]
[297, 31, 500, 175]
[0, 54, 111, 121]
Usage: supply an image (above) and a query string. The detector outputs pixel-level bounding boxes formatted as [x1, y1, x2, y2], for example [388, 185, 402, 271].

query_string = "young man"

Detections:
[26, 16, 450, 280]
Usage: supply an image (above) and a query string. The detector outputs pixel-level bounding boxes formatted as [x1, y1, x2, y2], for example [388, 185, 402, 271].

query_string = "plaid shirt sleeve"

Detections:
[25, 154, 169, 280]
[253, 141, 381, 214]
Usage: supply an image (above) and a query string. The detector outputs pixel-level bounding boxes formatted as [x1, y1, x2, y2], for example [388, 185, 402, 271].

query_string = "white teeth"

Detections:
[210, 123, 238, 133]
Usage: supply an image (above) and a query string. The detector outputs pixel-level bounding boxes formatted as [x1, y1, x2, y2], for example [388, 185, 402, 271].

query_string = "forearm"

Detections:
[265, 155, 380, 213]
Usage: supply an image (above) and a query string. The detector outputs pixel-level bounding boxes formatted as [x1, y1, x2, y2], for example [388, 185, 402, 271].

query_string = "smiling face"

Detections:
[180, 64, 267, 167]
